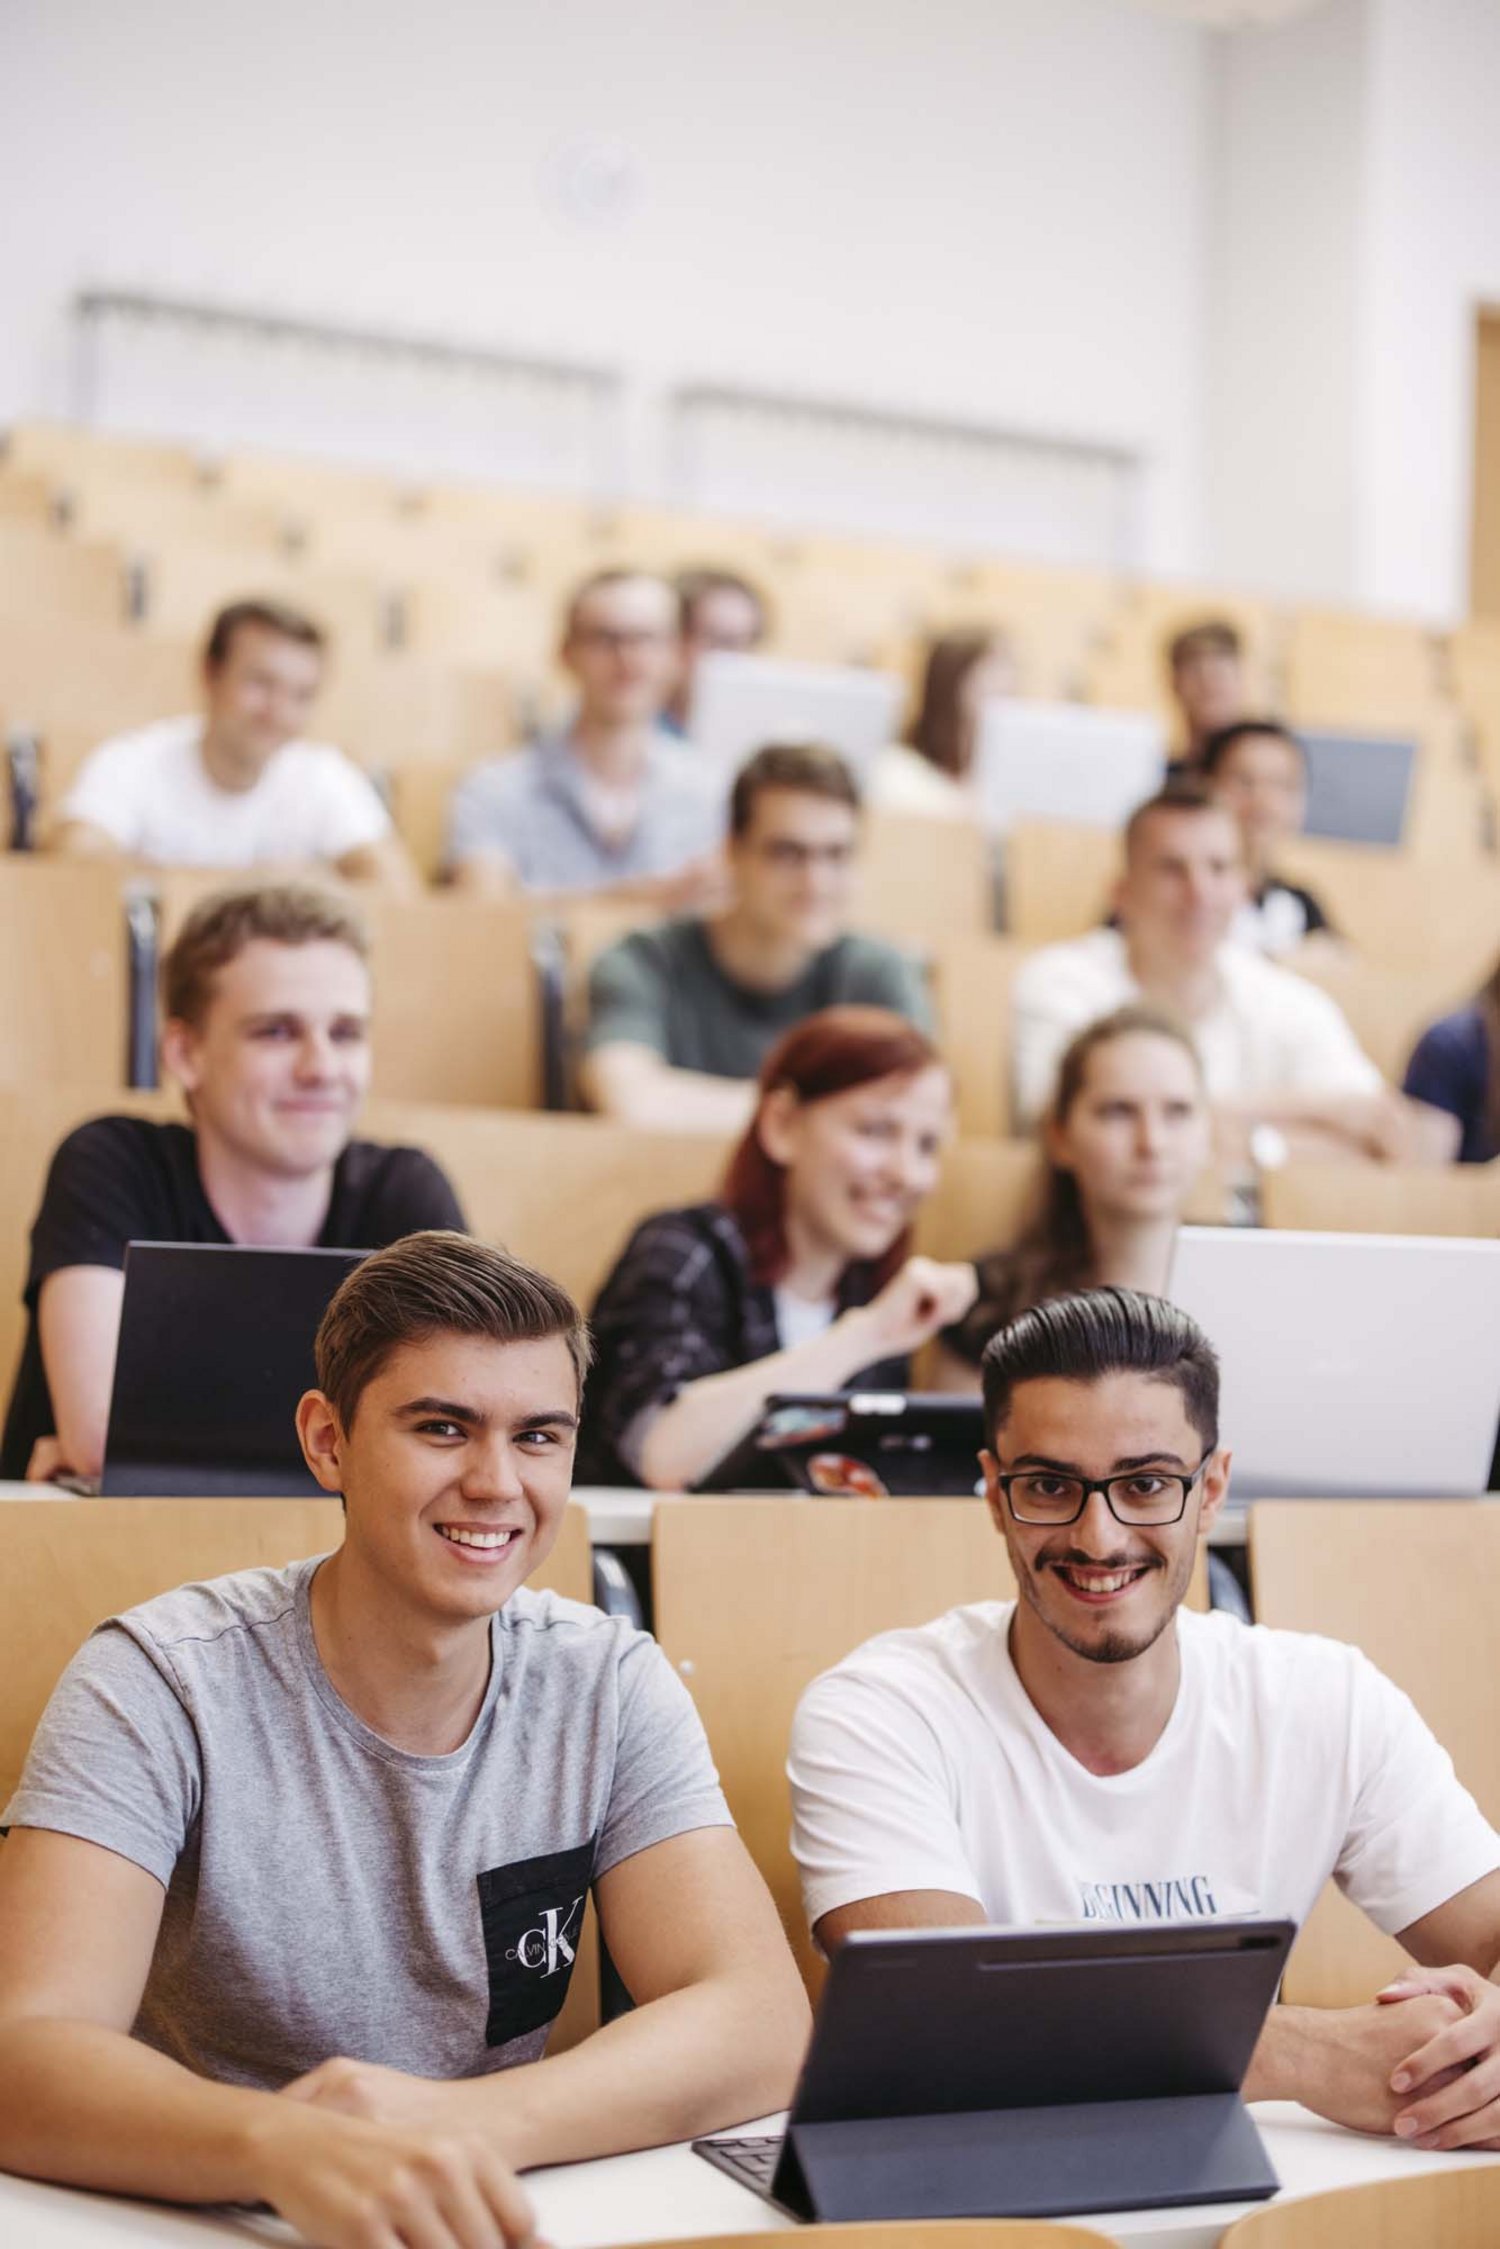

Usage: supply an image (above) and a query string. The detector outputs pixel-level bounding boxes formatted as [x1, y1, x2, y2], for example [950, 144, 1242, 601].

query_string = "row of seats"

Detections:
[4, 1492, 1495, 2019]
[3, 850, 1493, 1131]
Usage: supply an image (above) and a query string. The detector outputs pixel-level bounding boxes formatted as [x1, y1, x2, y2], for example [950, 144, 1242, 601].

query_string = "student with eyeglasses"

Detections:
[790, 1289, 1500, 2153]
[579, 742, 932, 1133]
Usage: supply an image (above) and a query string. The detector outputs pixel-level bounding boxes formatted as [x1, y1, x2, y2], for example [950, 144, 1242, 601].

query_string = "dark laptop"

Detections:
[99, 1242, 367, 1497]
[698, 1392, 985, 1497]
[696, 1920, 1293, 2223]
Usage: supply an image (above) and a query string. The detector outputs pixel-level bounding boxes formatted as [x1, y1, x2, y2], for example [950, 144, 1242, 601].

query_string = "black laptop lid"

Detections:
[100, 1242, 367, 1496]
[793, 1921, 1294, 2124]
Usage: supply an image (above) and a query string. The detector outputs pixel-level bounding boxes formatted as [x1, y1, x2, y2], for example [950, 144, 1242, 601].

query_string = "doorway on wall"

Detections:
[1471, 309, 1500, 622]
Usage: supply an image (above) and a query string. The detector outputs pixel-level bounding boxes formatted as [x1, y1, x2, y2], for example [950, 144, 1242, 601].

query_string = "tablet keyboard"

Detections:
[692, 2132, 782, 2194]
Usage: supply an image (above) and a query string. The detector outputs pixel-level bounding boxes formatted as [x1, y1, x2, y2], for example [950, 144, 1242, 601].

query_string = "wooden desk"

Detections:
[2, 2104, 1497, 2248]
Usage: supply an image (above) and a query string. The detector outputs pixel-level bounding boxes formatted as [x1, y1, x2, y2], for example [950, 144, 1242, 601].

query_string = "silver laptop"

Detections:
[975, 700, 1167, 835]
[1167, 1226, 1500, 1499]
[689, 652, 904, 786]
[1300, 730, 1417, 847]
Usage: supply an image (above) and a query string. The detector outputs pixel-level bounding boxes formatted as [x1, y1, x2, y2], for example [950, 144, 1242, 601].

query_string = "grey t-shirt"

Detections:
[445, 729, 723, 893]
[584, 918, 933, 1079]
[4, 1559, 730, 2089]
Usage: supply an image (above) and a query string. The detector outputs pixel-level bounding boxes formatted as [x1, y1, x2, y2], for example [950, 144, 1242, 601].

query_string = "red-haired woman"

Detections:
[578, 1006, 978, 1489]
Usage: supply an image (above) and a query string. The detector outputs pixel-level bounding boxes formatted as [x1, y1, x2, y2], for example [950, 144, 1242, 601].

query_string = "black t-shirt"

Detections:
[1, 1116, 466, 1479]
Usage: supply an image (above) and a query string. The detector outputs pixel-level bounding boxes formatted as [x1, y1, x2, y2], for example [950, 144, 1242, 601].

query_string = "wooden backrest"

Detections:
[1275, 838, 1500, 978]
[930, 937, 1027, 1137]
[1282, 610, 1441, 733]
[1220, 2169, 1500, 2249]
[915, 1138, 1042, 1264]
[0, 859, 131, 1093]
[670, 2229, 1118, 2249]
[1251, 1501, 1500, 2007]
[1286, 951, 1476, 1082]
[1004, 821, 1117, 944]
[1262, 1161, 1500, 1238]
[361, 1100, 732, 1308]
[653, 1499, 1207, 1984]
[853, 808, 992, 945]
[152, 877, 544, 1112]
[0, 523, 128, 628]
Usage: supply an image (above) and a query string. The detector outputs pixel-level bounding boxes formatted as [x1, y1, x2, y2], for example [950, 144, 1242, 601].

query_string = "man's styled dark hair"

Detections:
[980, 1286, 1219, 1453]
[1198, 718, 1308, 779]
[162, 882, 369, 1028]
[314, 1230, 592, 1431]
[203, 599, 326, 672]
[728, 740, 862, 838]
[1166, 618, 1242, 675]
[1122, 777, 1239, 860]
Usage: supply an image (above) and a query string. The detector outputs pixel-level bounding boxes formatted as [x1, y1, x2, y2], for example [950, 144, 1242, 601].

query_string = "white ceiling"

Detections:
[1121, 0, 1336, 25]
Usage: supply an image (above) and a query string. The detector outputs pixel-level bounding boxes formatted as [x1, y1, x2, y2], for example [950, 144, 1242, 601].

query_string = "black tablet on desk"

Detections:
[100, 1241, 367, 1496]
[696, 1918, 1294, 2222]
[697, 1391, 986, 1497]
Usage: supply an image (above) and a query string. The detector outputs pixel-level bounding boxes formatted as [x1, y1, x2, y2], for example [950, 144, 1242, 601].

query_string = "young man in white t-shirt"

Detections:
[790, 1287, 1500, 2153]
[1008, 785, 1440, 1163]
[54, 599, 416, 887]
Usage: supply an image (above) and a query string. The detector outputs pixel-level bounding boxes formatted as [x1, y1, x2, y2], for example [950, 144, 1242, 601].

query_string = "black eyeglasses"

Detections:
[996, 1453, 1214, 1528]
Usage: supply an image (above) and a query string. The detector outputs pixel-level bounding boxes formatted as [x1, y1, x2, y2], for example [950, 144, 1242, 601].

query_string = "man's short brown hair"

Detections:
[203, 600, 326, 673]
[728, 741, 862, 839]
[162, 882, 369, 1028]
[314, 1230, 592, 1429]
[561, 568, 675, 641]
[1123, 778, 1241, 863]
[1166, 618, 1242, 675]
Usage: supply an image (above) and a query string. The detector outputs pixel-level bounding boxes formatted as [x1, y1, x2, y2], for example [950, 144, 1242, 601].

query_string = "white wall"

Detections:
[1202, 0, 1369, 603]
[1357, 0, 1500, 618]
[0, 0, 1213, 571]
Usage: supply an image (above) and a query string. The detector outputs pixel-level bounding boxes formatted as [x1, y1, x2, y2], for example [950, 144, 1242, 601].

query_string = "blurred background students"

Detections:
[1, 884, 464, 1484]
[1403, 952, 1500, 1164]
[447, 569, 723, 905]
[580, 742, 931, 1132]
[665, 566, 770, 735]
[578, 1008, 976, 1489]
[1009, 783, 1415, 1162]
[871, 628, 1017, 818]
[1200, 718, 1336, 956]
[53, 601, 413, 887]
[1165, 618, 1248, 769]
[935, 1006, 1211, 1384]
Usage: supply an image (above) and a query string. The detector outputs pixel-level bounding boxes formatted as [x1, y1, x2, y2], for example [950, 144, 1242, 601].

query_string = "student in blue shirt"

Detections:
[1403, 957, 1500, 1164]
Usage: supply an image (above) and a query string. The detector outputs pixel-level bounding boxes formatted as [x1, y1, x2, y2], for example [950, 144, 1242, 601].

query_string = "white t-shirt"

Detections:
[1009, 926, 1381, 1127]
[790, 1603, 1500, 1940]
[60, 716, 392, 869]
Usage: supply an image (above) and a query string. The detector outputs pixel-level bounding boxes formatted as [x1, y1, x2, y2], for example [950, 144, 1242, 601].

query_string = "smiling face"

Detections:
[760, 1062, 952, 1276]
[1047, 1031, 1210, 1230]
[161, 936, 371, 1180]
[982, 1369, 1228, 1668]
[299, 1330, 580, 1630]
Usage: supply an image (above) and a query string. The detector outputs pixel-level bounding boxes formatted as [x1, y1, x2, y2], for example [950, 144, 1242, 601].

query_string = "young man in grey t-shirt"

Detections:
[0, 1233, 808, 2248]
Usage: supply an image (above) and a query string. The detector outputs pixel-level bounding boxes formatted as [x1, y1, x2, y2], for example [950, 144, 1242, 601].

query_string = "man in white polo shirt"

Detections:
[54, 598, 416, 887]
[790, 1288, 1500, 2152]
[1009, 783, 1431, 1162]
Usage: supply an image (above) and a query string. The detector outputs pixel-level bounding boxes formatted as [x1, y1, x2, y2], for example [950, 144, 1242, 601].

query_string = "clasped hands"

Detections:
[1295, 1965, 1500, 2152]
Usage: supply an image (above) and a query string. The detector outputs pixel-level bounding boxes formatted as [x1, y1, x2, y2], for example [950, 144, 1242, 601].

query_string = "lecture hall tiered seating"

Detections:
[3, 415, 1500, 2245]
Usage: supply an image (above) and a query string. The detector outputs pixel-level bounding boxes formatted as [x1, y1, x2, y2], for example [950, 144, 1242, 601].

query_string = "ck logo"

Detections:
[477, 1839, 597, 2048]
[507, 1893, 585, 1979]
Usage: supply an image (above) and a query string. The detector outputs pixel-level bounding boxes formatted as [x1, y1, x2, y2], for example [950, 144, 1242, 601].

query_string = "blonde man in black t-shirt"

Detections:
[2, 884, 463, 1483]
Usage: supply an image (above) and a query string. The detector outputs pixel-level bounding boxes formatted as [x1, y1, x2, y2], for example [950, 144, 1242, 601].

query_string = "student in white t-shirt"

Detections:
[790, 1287, 1500, 2153]
[1009, 783, 1436, 1164]
[54, 599, 416, 888]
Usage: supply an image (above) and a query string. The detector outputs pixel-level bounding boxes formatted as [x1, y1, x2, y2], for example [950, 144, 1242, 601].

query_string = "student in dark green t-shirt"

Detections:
[579, 741, 932, 1132]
